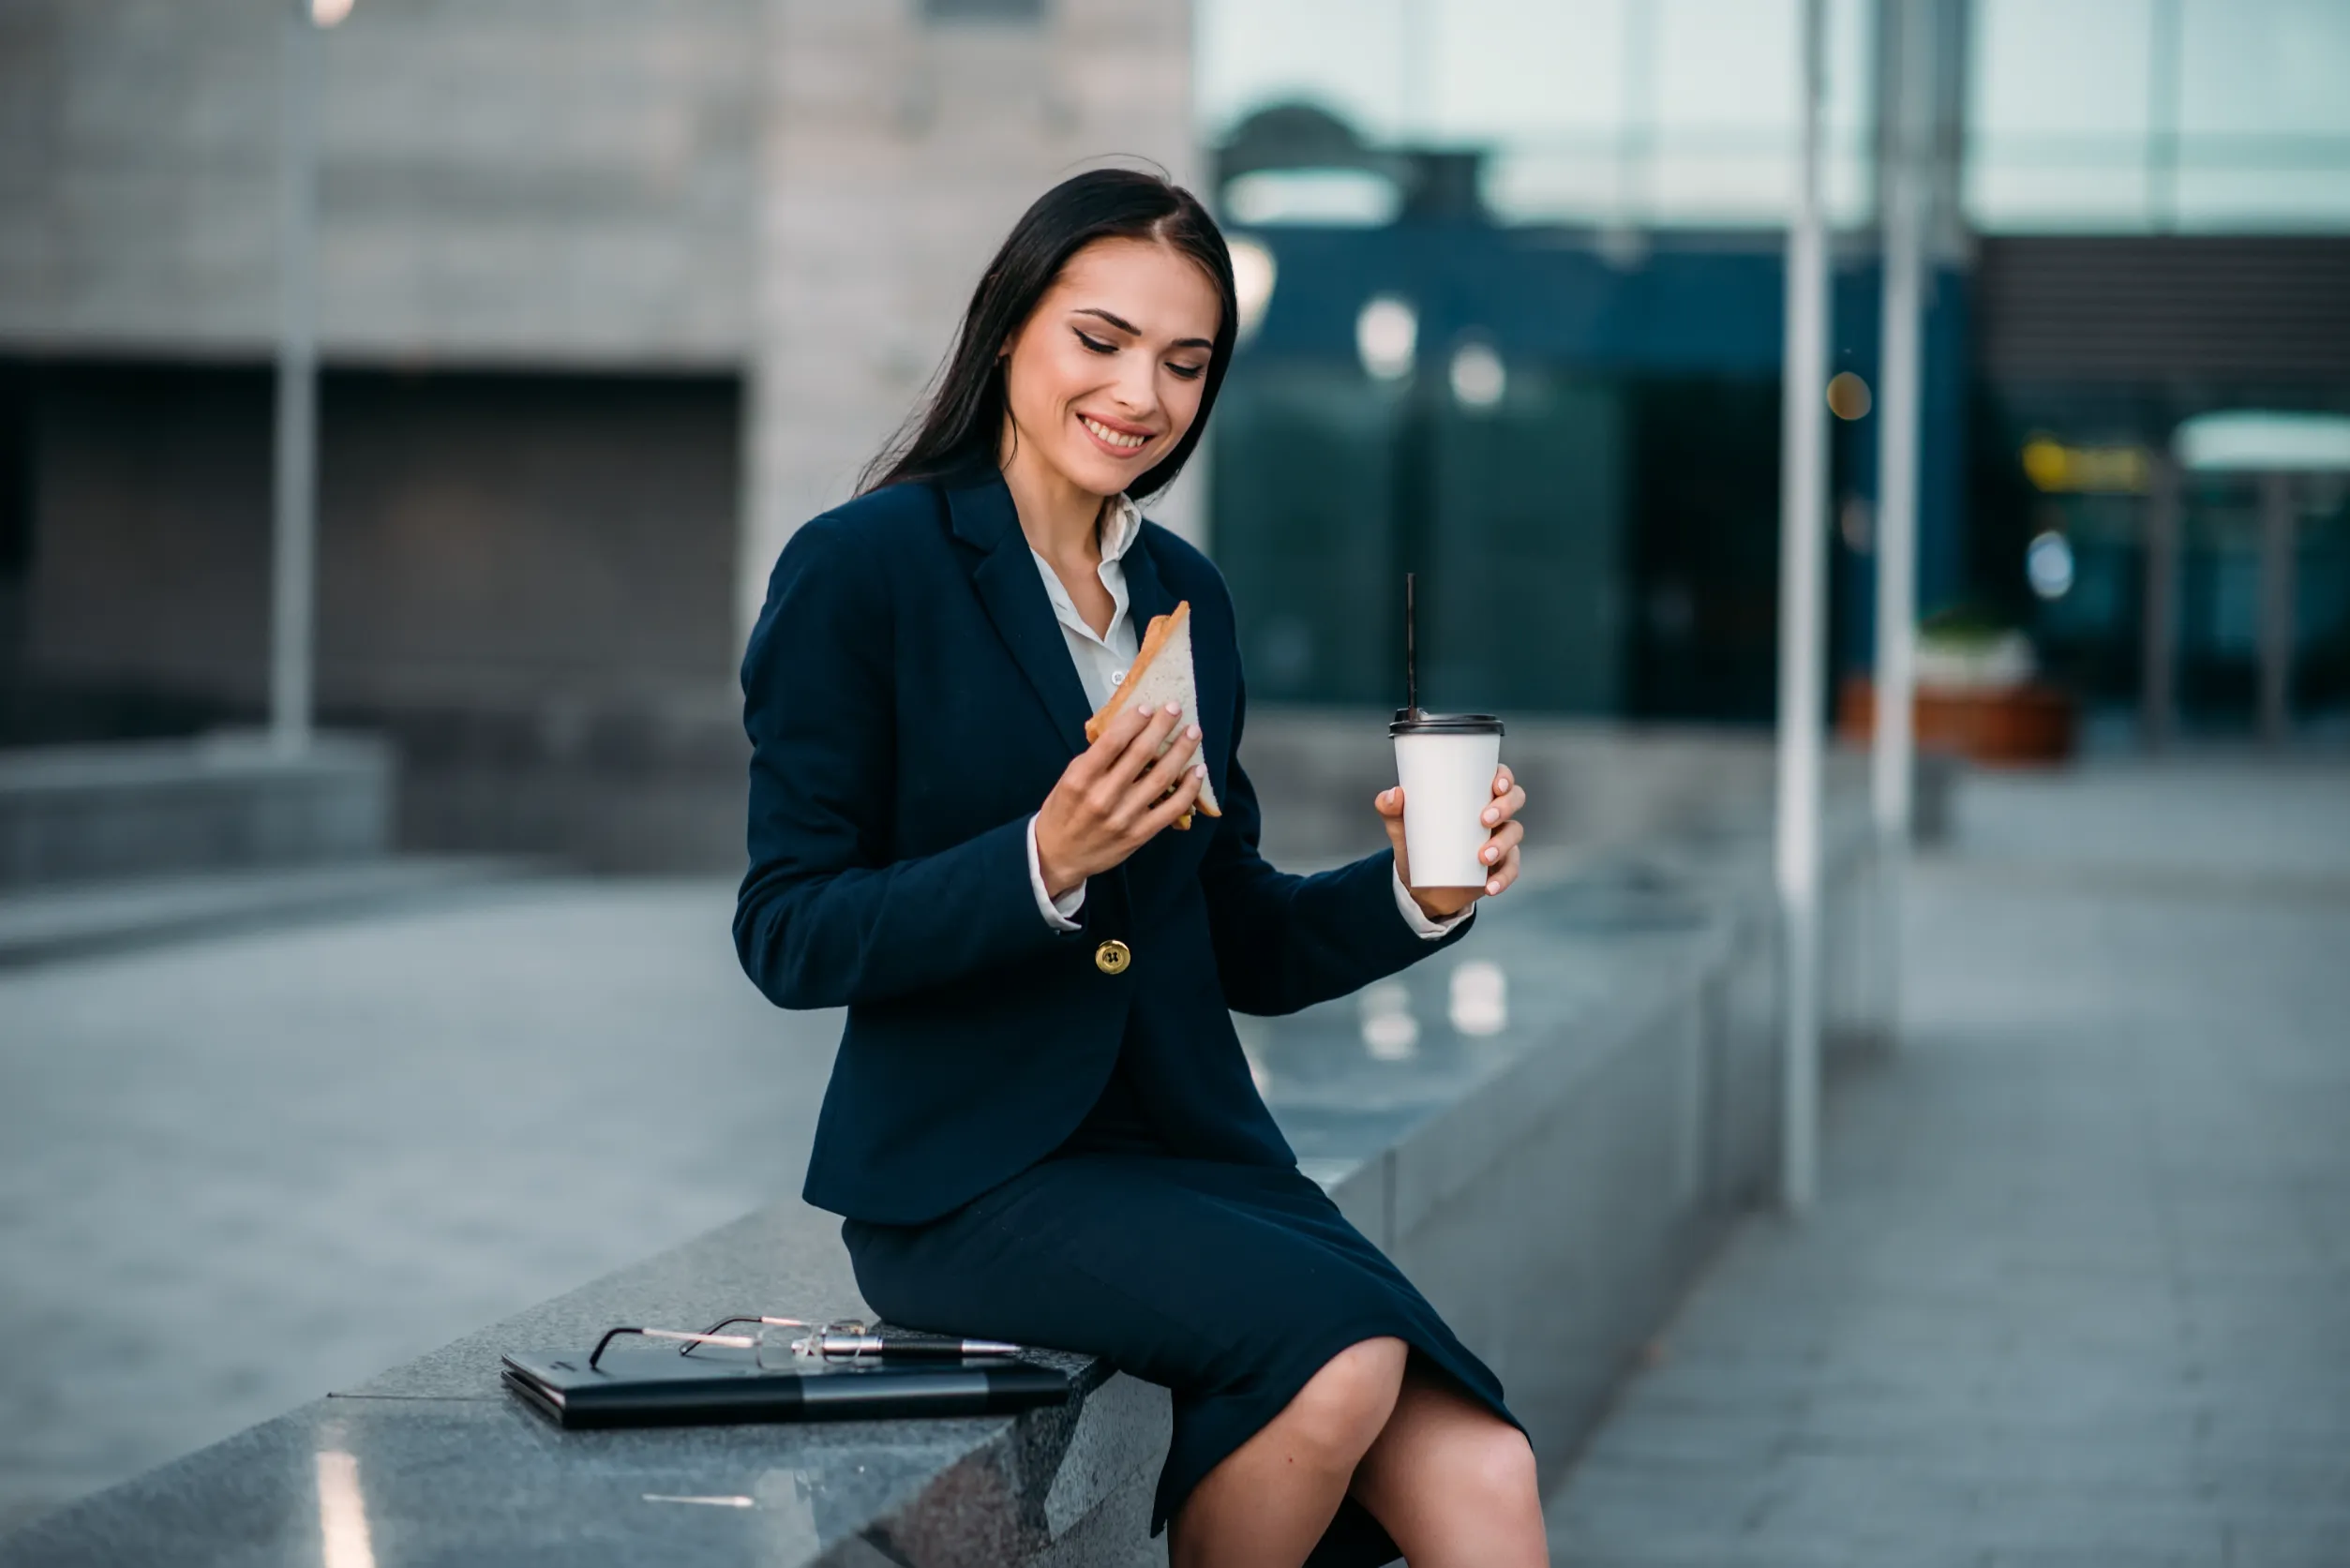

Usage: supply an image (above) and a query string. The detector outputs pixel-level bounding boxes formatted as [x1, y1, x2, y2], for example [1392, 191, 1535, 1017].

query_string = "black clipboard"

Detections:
[501, 1345, 1070, 1429]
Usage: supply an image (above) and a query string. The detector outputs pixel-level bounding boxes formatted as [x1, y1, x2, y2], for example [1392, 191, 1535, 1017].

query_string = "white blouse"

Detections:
[1019, 494, 1466, 940]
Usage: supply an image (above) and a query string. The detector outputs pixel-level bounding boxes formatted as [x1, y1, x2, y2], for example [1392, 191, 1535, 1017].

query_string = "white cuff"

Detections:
[1393, 863, 1472, 939]
[1028, 814, 1085, 931]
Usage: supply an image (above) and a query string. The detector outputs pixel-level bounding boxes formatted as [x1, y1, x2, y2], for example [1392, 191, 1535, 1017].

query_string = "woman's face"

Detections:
[999, 236, 1221, 500]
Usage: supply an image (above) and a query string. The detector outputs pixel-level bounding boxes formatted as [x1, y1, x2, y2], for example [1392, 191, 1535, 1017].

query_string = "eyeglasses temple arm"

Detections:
[591, 1326, 757, 1368]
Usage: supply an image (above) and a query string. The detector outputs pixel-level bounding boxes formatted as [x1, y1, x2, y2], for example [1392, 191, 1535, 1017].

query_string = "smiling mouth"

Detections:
[1080, 414, 1152, 454]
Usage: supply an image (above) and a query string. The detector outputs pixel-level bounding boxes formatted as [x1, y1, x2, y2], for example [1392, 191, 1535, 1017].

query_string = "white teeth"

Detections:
[1083, 416, 1147, 450]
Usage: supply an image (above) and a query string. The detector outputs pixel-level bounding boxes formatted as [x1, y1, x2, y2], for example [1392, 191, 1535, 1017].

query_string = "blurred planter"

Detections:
[1837, 676, 2076, 767]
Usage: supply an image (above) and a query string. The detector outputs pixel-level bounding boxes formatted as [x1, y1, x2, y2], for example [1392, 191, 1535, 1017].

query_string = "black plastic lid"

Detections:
[1389, 709, 1505, 736]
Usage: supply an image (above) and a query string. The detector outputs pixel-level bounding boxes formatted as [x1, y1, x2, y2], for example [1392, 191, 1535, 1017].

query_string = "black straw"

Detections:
[1405, 572, 1417, 719]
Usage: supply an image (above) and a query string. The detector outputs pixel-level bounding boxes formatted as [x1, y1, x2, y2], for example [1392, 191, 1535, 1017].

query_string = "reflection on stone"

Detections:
[753, 1466, 824, 1561]
[1356, 981, 1419, 1059]
[314, 1450, 375, 1568]
[1448, 960, 1508, 1036]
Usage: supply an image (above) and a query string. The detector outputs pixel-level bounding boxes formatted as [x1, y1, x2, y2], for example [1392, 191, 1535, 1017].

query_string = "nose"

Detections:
[1108, 352, 1158, 420]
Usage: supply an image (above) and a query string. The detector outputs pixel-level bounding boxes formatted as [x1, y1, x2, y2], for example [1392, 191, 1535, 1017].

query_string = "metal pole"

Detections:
[2257, 471, 2296, 748]
[272, 0, 322, 755]
[2140, 455, 2179, 751]
[1776, 0, 1831, 1214]
[1872, 0, 1927, 1053]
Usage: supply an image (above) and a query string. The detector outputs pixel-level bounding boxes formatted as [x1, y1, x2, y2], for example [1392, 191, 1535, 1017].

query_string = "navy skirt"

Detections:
[840, 1064, 1520, 1568]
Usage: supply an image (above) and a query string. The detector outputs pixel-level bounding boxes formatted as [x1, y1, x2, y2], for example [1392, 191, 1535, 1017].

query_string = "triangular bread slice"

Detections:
[1083, 599, 1222, 829]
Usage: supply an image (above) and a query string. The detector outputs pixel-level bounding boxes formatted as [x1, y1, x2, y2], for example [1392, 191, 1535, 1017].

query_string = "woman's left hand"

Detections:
[1373, 764, 1526, 922]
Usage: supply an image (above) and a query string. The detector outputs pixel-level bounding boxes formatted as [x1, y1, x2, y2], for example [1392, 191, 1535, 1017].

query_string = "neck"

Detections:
[999, 428, 1106, 564]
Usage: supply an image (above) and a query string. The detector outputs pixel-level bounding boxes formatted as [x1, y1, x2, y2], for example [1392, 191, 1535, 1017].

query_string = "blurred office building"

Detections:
[2, 1, 2346, 873]
[0, 0, 1194, 869]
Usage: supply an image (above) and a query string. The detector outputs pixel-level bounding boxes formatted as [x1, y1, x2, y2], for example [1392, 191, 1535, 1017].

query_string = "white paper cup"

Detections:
[1389, 710, 1505, 889]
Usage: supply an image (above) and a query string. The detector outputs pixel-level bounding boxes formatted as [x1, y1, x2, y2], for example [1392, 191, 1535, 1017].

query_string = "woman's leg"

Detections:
[1348, 1359, 1549, 1567]
[1168, 1337, 1408, 1568]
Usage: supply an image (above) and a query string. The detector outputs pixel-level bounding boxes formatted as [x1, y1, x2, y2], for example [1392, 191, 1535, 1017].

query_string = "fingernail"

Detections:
[1192, 763, 1205, 776]
[1165, 702, 1180, 715]
[1485, 846, 1497, 861]
[1187, 724, 1201, 739]
[1487, 879, 1501, 894]
[1482, 808, 1497, 824]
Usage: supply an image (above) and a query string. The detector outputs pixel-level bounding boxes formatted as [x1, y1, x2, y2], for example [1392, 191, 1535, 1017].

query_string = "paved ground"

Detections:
[7, 754, 2346, 1561]
[0, 879, 841, 1535]
[1545, 756, 2350, 1568]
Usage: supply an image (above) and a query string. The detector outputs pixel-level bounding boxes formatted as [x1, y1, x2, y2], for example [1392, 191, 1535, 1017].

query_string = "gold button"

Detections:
[1094, 939, 1131, 975]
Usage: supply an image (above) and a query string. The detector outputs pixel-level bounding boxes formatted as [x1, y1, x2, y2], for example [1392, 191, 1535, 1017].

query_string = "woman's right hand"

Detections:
[1034, 701, 1205, 900]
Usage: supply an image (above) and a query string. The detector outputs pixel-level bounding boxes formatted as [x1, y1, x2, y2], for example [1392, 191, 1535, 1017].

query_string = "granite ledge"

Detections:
[3, 788, 1881, 1566]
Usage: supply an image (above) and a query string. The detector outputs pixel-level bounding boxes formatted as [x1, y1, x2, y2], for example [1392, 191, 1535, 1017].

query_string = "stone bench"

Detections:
[0, 755, 1881, 1567]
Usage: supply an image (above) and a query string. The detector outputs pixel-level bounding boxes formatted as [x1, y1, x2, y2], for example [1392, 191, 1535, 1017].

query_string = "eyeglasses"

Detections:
[586, 1316, 891, 1371]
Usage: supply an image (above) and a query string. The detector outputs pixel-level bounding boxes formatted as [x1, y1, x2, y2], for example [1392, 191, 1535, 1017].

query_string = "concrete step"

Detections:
[0, 732, 395, 888]
[0, 857, 533, 968]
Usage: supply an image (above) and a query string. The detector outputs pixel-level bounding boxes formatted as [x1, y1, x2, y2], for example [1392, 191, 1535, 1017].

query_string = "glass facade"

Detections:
[1199, 0, 1881, 229]
[1967, 0, 2350, 233]
[1200, 0, 2350, 234]
[1196, 0, 2350, 734]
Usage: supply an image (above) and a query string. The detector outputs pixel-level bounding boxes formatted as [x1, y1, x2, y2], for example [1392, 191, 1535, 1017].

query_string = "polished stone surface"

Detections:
[1, 1381, 1166, 1568]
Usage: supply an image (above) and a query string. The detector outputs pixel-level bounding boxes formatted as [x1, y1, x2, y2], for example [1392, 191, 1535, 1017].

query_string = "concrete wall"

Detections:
[741, 0, 1204, 640]
[0, 0, 761, 366]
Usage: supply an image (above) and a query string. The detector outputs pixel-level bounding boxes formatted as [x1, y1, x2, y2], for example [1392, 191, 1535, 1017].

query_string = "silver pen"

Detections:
[803, 1325, 1025, 1361]
[681, 1315, 1025, 1362]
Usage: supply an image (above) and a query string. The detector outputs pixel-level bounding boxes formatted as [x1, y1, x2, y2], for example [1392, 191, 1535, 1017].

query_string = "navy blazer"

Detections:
[735, 470, 1475, 1225]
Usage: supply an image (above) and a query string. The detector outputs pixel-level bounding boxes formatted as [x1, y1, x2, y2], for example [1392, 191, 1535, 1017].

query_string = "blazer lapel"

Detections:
[945, 472, 1095, 758]
[1120, 525, 1178, 634]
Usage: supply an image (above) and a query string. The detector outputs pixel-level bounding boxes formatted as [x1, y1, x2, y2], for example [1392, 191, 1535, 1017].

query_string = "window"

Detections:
[922, 0, 1044, 22]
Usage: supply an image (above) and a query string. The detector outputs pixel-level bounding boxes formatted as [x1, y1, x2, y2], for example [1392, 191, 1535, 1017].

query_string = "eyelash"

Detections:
[1074, 329, 1206, 381]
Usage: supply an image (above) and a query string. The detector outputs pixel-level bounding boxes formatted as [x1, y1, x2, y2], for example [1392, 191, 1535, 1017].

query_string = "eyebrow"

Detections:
[1074, 307, 1214, 352]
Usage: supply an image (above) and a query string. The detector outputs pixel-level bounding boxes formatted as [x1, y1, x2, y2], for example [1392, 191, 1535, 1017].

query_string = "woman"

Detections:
[735, 168, 1544, 1568]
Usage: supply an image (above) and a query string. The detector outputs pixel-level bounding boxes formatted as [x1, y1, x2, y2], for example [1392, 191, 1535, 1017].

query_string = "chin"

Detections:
[1058, 446, 1146, 499]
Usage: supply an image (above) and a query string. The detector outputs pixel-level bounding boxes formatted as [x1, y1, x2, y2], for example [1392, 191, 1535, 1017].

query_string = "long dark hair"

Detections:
[859, 167, 1237, 503]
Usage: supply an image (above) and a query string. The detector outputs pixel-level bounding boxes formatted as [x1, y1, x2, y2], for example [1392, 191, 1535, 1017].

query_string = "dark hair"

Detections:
[859, 167, 1237, 502]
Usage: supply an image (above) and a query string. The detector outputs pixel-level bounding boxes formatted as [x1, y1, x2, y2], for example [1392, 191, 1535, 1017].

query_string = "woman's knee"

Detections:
[1431, 1419, 1540, 1513]
[1274, 1337, 1409, 1467]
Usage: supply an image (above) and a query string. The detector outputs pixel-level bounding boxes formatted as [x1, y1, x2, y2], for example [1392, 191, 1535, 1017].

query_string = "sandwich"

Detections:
[1083, 599, 1223, 829]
